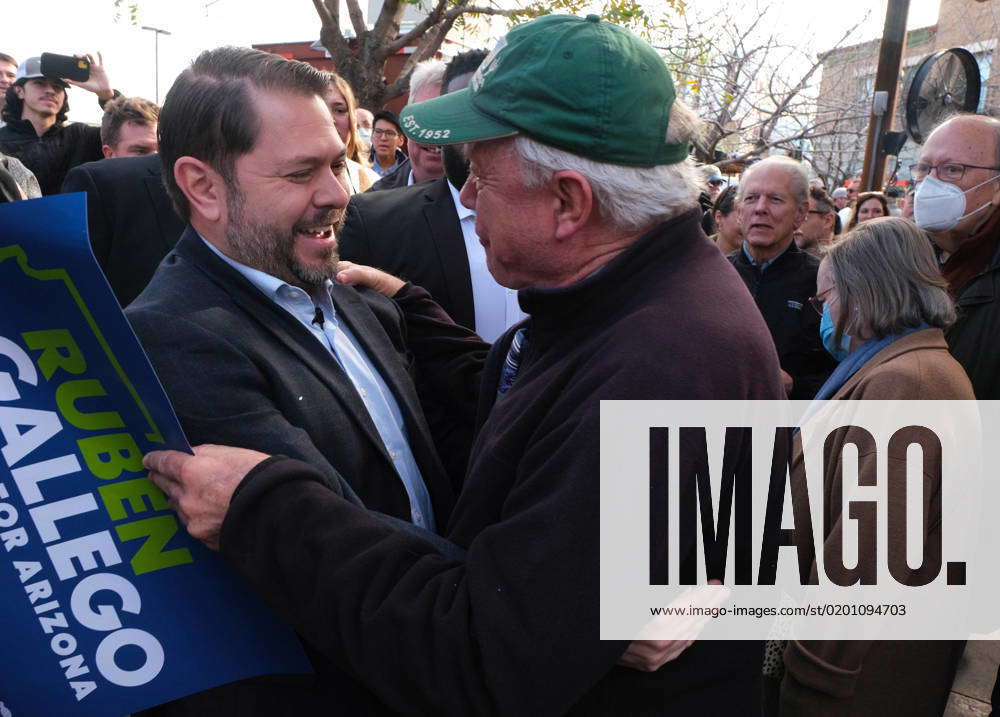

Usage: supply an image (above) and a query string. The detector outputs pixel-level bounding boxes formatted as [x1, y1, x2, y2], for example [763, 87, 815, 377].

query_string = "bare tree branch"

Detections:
[345, 0, 369, 42]
[311, 0, 334, 27]
[444, 4, 522, 20]
[385, 0, 450, 55]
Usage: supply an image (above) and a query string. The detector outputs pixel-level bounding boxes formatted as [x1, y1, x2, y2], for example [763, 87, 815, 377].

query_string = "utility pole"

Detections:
[860, 0, 910, 192]
[141, 25, 172, 104]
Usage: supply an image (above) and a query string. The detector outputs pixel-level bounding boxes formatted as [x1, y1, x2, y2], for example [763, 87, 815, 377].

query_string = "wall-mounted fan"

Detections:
[905, 47, 982, 144]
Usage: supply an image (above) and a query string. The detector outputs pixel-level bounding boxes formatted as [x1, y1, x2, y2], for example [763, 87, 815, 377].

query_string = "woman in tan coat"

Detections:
[779, 217, 975, 716]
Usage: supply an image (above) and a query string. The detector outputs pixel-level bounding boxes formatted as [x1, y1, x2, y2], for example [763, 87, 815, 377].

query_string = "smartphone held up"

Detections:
[39, 53, 90, 83]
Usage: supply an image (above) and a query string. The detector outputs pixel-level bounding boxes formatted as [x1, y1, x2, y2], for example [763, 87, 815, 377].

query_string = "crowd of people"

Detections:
[2, 12, 1000, 716]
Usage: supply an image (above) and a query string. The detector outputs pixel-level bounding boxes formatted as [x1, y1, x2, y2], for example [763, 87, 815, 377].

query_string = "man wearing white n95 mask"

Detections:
[909, 113, 1000, 714]
[912, 113, 1000, 398]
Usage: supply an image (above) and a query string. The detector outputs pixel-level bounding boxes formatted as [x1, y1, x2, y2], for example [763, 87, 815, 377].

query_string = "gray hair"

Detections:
[826, 216, 955, 342]
[511, 97, 704, 233]
[737, 156, 809, 204]
[408, 59, 446, 104]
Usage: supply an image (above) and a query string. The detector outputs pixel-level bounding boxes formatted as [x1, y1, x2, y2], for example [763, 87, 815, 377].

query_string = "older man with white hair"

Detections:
[729, 156, 837, 398]
[145, 15, 783, 715]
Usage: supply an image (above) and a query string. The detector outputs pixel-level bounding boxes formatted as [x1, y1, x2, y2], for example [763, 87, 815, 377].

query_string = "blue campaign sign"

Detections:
[0, 194, 310, 716]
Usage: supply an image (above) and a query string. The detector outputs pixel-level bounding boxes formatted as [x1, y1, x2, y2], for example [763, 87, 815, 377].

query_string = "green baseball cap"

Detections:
[399, 14, 689, 168]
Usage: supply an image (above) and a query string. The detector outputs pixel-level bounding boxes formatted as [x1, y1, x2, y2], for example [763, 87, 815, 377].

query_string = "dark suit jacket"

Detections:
[127, 227, 455, 523]
[126, 228, 457, 716]
[340, 176, 475, 330]
[61, 154, 184, 307]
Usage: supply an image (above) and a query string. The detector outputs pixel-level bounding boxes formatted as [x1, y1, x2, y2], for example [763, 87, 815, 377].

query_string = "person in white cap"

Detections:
[0, 53, 119, 194]
[831, 185, 849, 211]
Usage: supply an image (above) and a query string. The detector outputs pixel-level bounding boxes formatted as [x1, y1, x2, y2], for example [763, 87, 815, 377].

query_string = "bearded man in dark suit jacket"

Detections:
[126, 46, 461, 717]
[61, 153, 184, 306]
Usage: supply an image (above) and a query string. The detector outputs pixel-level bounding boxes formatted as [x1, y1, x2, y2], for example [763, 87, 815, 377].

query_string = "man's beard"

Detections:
[224, 182, 344, 289]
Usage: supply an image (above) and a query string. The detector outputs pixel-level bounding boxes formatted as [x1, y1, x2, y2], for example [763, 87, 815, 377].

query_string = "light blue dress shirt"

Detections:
[202, 238, 435, 530]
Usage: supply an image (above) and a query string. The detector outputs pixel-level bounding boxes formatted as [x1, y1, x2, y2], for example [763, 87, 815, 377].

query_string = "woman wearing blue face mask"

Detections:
[776, 217, 975, 716]
[808, 217, 968, 399]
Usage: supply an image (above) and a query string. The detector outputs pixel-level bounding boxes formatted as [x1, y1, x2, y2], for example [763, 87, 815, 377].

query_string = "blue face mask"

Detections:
[820, 302, 851, 361]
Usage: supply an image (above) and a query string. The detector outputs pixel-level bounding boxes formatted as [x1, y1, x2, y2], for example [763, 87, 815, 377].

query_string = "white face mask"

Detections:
[914, 173, 999, 232]
[357, 128, 373, 143]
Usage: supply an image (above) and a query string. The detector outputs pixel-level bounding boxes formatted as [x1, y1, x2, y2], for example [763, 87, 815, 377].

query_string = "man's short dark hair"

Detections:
[372, 110, 401, 134]
[809, 186, 835, 214]
[0, 53, 16, 67]
[101, 96, 160, 147]
[713, 184, 738, 215]
[158, 46, 329, 221]
[442, 49, 488, 93]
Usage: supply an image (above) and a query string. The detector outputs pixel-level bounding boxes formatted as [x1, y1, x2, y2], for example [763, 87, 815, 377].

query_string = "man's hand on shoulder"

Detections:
[337, 260, 406, 297]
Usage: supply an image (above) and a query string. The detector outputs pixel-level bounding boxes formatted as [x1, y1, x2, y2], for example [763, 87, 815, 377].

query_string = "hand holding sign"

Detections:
[0, 194, 309, 716]
[146, 445, 270, 551]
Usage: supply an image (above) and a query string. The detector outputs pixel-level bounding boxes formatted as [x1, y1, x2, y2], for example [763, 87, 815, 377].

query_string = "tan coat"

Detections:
[781, 328, 974, 717]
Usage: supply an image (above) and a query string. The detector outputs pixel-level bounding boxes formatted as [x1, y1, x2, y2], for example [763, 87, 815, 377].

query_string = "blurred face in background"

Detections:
[355, 108, 373, 152]
[325, 84, 352, 144]
[372, 119, 403, 166]
[797, 197, 835, 253]
[856, 197, 886, 224]
[103, 120, 158, 158]
[902, 192, 915, 220]
[406, 79, 444, 183]
[0, 59, 16, 110]
[714, 208, 741, 246]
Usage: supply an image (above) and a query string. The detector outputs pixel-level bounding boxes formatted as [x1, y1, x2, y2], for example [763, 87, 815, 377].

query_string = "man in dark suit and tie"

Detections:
[125, 46, 464, 716]
[61, 153, 184, 306]
[340, 49, 525, 342]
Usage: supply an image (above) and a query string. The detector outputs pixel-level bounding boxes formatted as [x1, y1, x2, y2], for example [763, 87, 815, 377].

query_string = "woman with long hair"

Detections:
[323, 72, 378, 194]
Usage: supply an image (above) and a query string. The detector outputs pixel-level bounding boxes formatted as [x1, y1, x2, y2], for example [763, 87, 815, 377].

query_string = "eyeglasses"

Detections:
[708, 179, 726, 187]
[372, 128, 400, 139]
[808, 287, 836, 316]
[909, 162, 1000, 183]
[807, 209, 830, 216]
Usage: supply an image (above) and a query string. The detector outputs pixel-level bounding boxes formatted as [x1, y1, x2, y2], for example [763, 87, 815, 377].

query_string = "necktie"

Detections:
[496, 327, 528, 398]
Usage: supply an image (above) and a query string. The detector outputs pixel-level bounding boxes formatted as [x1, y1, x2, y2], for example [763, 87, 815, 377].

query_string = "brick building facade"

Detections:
[813, 0, 1000, 187]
